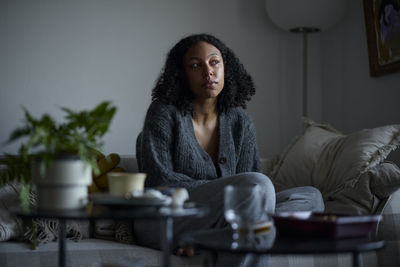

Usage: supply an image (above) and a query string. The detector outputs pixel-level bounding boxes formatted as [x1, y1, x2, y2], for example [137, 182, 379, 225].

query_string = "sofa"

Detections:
[1, 119, 400, 267]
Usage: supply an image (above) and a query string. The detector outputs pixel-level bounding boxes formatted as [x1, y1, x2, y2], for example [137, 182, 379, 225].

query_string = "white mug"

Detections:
[107, 172, 147, 197]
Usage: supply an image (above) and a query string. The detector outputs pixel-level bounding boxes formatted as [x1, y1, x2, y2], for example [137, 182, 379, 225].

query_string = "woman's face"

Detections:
[183, 41, 225, 101]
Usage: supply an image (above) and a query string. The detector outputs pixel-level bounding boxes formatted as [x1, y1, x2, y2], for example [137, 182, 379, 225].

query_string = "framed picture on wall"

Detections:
[363, 0, 400, 77]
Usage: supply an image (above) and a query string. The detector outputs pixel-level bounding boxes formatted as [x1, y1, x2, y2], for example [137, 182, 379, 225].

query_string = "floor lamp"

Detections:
[265, 0, 347, 118]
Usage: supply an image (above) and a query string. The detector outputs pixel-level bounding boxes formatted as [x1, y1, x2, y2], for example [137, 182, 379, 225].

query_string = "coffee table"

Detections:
[180, 228, 385, 267]
[12, 204, 207, 267]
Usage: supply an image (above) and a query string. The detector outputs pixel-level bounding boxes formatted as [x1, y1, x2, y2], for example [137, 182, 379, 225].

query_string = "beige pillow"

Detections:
[370, 161, 400, 198]
[324, 162, 400, 214]
[270, 119, 400, 202]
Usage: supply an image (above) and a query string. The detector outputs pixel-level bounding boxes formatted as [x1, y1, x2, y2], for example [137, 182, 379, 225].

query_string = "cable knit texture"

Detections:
[137, 100, 261, 189]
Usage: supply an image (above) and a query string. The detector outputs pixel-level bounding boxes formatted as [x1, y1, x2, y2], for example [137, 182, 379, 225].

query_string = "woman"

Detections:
[135, 33, 324, 266]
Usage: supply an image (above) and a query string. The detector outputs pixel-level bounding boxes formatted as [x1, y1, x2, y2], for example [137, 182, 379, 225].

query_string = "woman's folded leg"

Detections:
[275, 186, 325, 213]
[133, 172, 276, 267]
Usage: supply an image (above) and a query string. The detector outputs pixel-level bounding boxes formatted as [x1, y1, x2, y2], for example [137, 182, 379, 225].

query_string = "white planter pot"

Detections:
[31, 156, 92, 210]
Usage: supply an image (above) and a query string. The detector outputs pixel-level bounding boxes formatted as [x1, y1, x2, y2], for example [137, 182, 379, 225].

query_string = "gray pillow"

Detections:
[0, 183, 90, 243]
[269, 119, 400, 214]
[325, 162, 400, 214]
[0, 183, 23, 241]
[370, 161, 400, 198]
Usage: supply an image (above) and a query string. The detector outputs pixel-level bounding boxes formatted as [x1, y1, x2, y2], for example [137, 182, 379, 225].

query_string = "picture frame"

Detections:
[363, 0, 400, 77]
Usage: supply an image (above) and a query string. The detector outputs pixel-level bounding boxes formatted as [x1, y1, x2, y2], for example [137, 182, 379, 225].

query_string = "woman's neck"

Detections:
[191, 98, 220, 166]
[192, 99, 218, 125]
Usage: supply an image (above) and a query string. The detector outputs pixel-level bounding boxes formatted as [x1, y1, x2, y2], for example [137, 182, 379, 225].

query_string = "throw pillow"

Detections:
[0, 183, 23, 241]
[93, 219, 116, 240]
[324, 162, 400, 214]
[269, 118, 400, 214]
[90, 153, 125, 193]
[114, 220, 134, 244]
[269, 121, 342, 193]
[370, 161, 400, 198]
[0, 182, 91, 243]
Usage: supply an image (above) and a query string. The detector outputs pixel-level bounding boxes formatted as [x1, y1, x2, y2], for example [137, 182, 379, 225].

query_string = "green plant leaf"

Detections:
[1, 101, 117, 249]
[1, 101, 117, 194]
[19, 182, 30, 213]
[6, 126, 31, 144]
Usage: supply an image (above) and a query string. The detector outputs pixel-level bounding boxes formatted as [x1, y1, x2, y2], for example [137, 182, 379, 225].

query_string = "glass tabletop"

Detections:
[10, 202, 208, 221]
[180, 228, 385, 255]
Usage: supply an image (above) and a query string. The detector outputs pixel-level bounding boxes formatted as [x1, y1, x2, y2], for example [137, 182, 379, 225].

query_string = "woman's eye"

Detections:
[211, 60, 219, 65]
[190, 63, 200, 69]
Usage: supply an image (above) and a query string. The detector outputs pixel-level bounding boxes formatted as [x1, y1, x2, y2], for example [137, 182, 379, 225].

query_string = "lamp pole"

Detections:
[290, 27, 319, 118]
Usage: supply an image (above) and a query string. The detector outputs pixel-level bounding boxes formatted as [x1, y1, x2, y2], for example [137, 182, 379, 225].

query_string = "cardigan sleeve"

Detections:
[137, 102, 209, 189]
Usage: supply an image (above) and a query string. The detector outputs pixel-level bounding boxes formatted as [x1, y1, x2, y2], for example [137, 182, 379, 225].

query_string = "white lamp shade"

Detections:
[265, 0, 347, 31]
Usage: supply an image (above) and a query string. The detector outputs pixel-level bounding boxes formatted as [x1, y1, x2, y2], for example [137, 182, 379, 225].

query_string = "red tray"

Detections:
[272, 211, 382, 239]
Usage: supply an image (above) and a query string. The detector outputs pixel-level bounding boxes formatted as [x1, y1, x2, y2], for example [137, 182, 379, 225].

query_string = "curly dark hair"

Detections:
[151, 33, 256, 114]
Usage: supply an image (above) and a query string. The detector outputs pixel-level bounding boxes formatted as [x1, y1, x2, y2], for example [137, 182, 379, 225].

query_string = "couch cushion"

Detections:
[0, 239, 202, 267]
[0, 183, 23, 241]
[119, 155, 139, 172]
[269, 118, 400, 214]
[376, 188, 400, 266]
[324, 162, 400, 214]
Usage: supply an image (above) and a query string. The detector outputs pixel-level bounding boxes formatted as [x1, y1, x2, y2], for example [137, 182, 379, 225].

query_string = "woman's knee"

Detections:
[228, 172, 276, 212]
[304, 186, 325, 212]
[230, 172, 273, 188]
[299, 186, 324, 206]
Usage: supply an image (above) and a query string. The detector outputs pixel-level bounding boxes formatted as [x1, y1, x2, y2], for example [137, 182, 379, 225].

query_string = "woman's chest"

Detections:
[192, 122, 219, 164]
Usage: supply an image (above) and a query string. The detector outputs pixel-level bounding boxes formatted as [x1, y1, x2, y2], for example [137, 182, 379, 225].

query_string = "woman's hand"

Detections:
[175, 247, 195, 257]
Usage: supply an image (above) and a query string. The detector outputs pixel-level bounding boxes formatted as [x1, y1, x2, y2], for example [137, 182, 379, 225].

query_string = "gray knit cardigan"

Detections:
[136, 100, 262, 189]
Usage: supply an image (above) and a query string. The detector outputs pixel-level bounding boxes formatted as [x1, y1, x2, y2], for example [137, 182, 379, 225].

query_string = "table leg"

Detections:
[58, 219, 67, 267]
[160, 217, 173, 267]
[352, 252, 360, 267]
[202, 251, 217, 267]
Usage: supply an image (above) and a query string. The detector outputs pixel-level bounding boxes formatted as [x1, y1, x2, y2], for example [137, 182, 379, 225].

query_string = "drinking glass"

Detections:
[224, 184, 272, 245]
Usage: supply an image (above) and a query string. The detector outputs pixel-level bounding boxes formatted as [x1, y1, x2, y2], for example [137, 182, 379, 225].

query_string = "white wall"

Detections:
[1, 0, 397, 162]
[0, 0, 306, 158]
[322, 0, 400, 130]
[320, 0, 400, 163]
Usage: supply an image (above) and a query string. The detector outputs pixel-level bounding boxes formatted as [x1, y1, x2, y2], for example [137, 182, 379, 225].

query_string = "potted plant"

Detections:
[0, 101, 117, 212]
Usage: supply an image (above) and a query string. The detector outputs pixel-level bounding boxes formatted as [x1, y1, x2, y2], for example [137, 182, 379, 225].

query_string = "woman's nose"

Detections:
[202, 65, 213, 77]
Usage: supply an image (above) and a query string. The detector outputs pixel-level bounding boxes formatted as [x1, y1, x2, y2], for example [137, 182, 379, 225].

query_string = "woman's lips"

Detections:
[203, 81, 217, 88]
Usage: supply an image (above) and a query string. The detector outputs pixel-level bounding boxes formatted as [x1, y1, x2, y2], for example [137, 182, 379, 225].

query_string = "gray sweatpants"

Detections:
[133, 172, 324, 267]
